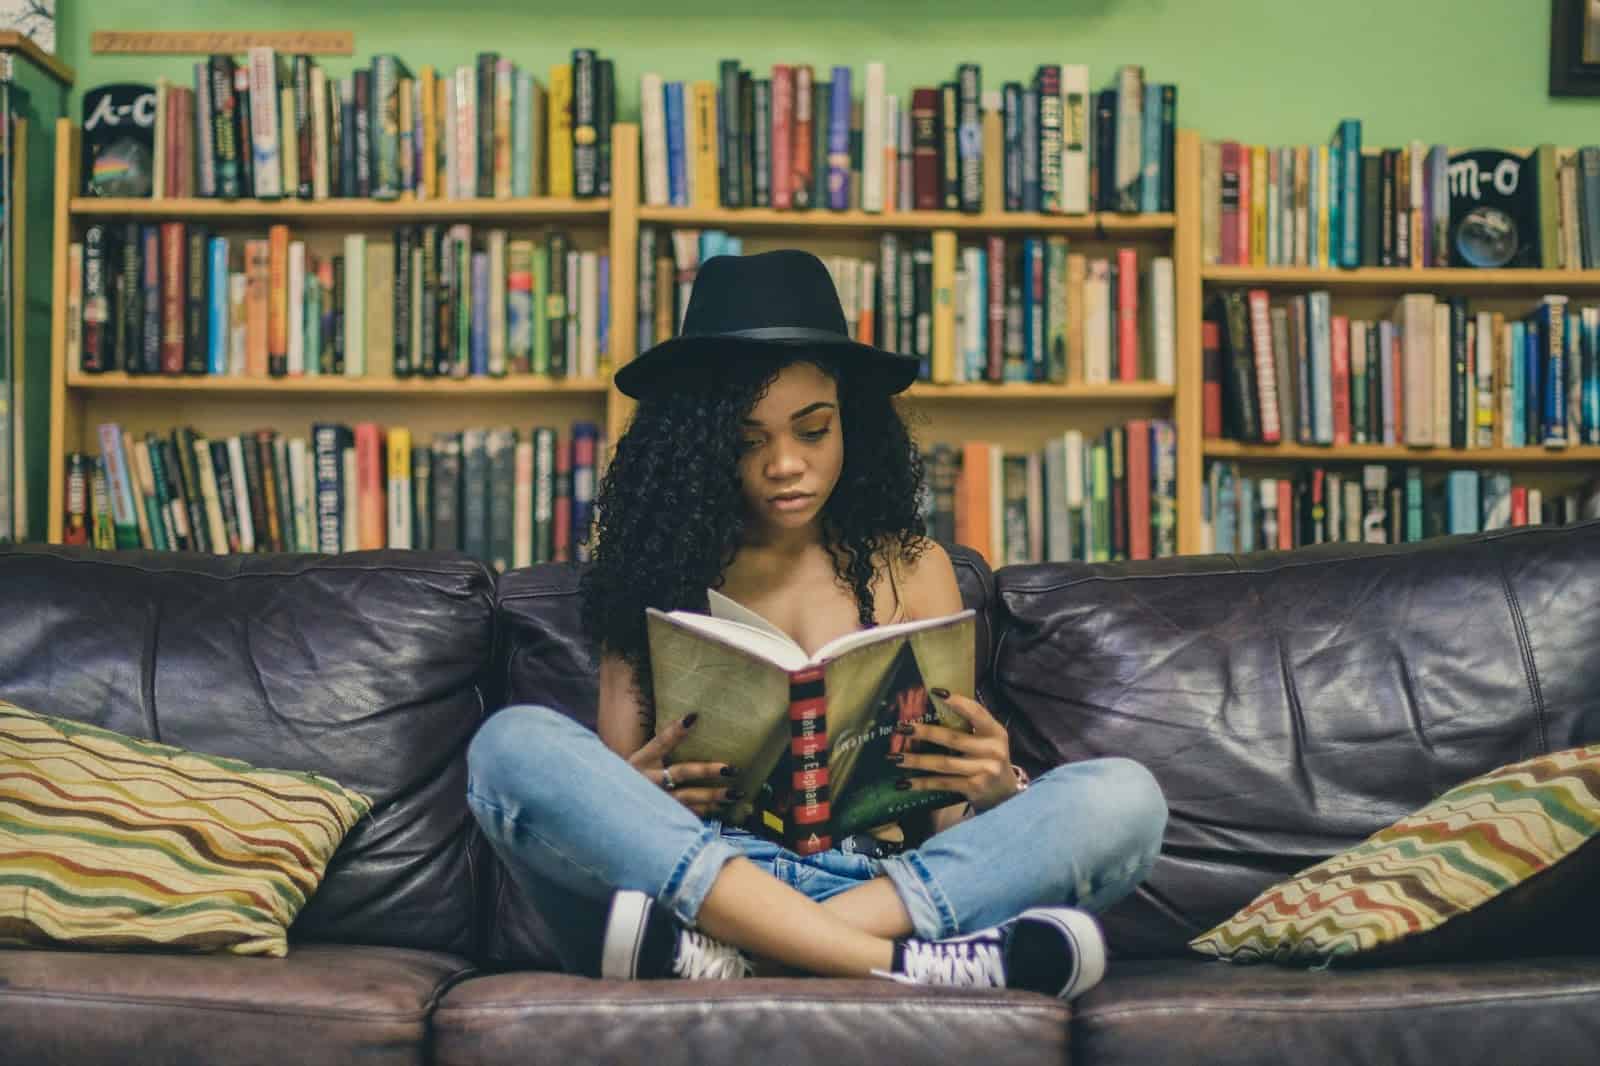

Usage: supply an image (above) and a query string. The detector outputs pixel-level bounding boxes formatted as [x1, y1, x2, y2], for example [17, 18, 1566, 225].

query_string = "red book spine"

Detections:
[786, 665, 830, 856]
[355, 422, 386, 549]
[1278, 479, 1294, 549]
[1126, 419, 1151, 560]
[1202, 320, 1223, 437]
[1246, 289, 1281, 443]
[770, 64, 793, 210]
[1117, 247, 1139, 381]
[1511, 486, 1528, 526]
[791, 65, 813, 208]
[553, 433, 572, 563]
[160, 222, 186, 374]
[911, 88, 940, 211]
[1331, 315, 1351, 445]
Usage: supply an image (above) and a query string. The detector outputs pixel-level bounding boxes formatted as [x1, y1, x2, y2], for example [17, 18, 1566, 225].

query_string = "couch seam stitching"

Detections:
[1496, 551, 1548, 752]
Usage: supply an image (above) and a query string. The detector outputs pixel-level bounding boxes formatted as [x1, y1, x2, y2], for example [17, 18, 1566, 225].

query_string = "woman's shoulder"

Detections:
[882, 537, 964, 620]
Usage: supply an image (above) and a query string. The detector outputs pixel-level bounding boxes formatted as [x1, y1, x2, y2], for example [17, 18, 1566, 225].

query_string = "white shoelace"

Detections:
[882, 935, 1007, 988]
[672, 929, 755, 980]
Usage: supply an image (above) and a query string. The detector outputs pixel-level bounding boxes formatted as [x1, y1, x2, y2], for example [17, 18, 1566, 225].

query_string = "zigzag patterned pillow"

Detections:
[1189, 744, 1600, 966]
[0, 700, 371, 957]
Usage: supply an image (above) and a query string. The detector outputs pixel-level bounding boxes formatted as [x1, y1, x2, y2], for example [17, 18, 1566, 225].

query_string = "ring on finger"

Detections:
[661, 767, 676, 791]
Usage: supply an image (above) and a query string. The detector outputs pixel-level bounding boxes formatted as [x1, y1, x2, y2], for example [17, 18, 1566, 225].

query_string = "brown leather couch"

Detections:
[3, 524, 1598, 1065]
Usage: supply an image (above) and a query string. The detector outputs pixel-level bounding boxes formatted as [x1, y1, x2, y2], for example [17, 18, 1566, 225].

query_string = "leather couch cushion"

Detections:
[991, 524, 1600, 959]
[432, 973, 1067, 1066]
[1072, 955, 1600, 1066]
[0, 547, 495, 957]
[483, 542, 998, 969]
[0, 943, 473, 1066]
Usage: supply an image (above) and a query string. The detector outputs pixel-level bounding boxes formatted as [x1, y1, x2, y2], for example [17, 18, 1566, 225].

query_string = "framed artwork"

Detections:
[1550, 0, 1600, 95]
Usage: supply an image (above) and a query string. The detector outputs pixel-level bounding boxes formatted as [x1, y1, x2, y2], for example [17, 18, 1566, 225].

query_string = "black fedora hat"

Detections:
[614, 248, 921, 400]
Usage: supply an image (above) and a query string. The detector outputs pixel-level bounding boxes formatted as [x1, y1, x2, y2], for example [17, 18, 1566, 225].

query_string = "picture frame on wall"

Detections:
[1550, 0, 1600, 95]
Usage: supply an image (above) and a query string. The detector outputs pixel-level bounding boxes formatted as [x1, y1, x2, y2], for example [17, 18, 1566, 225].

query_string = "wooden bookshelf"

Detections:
[70, 196, 610, 223]
[1203, 265, 1600, 291]
[1205, 440, 1600, 466]
[46, 118, 632, 544]
[904, 382, 1175, 401]
[64, 370, 612, 396]
[637, 204, 1174, 236]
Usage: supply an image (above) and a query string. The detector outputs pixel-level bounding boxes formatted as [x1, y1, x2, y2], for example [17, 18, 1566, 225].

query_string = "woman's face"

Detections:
[736, 360, 845, 542]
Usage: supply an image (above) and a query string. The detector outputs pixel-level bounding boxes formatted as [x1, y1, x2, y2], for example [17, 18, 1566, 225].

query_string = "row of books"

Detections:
[640, 227, 1175, 386]
[63, 421, 609, 570]
[82, 47, 615, 202]
[1205, 289, 1600, 450]
[919, 421, 1179, 566]
[1203, 460, 1600, 554]
[1201, 124, 1585, 271]
[640, 61, 1175, 216]
[71, 221, 608, 381]
[0, 111, 16, 540]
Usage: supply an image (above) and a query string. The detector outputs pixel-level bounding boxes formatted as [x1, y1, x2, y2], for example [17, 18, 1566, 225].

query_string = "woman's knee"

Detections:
[1035, 756, 1168, 863]
[466, 703, 583, 802]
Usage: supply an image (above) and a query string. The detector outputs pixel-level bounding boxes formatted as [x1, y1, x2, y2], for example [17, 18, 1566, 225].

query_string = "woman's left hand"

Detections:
[889, 688, 1020, 813]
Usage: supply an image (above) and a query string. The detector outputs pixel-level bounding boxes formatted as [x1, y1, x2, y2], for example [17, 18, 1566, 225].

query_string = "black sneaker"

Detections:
[599, 889, 754, 980]
[876, 907, 1107, 1000]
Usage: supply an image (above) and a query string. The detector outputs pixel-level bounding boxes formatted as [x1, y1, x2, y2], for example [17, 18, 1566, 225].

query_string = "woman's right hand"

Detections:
[627, 713, 742, 817]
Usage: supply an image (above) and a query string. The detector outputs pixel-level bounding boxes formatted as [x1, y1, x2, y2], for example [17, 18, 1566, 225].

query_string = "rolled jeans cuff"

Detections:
[660, 823, 744, 929]
[878, 849, 959, 940]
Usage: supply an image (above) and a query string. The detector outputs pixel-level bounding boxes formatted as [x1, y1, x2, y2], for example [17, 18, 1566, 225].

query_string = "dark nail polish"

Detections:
[931, 687, 950, 698]
[683, 713, 699, 729]
[720, 765, 739, 777]
[886, 752, 904, 764]
[726, 788, 744, 800]
[894, 779, 912, 791]
[895, 722, 916, 735]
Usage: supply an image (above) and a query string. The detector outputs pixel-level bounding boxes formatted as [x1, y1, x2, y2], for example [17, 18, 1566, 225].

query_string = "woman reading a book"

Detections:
[466, 250, 1167, 1000]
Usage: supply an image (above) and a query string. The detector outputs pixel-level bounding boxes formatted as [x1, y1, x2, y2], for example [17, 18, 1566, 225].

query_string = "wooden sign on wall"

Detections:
[90, 31, 354, 56]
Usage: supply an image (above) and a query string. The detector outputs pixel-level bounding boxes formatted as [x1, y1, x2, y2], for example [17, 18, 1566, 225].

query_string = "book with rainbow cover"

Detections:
[644, 589, 976, 854]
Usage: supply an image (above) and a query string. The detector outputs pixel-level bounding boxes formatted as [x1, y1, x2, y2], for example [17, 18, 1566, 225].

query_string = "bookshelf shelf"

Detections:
[1202, 265, 1600, 292]
[1205, 440, 1600, 466]
[905, 381, 1174, 401]
[68, 196, 611, 223]
[64, 371, 611, 396]
[637, 204, 1175, 236]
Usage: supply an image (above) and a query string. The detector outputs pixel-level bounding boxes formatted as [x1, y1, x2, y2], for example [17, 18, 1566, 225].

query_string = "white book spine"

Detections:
[1151, 256, 1175, 385]
[861, 62, 885, 213]
[489, 229, 507, 376]
[579, 250, 599, 378]
[193, 436, 228, 554]
[341, 446, 359, 552]
[226, 437, 255, 553]
[287, 241, 306, 375]
[288, 437, 312, 551]
[311, 66, 330, 200]
[247, 48, 282, 199]
[1060, 65, 1089, 214]
[640, 72, 668, 206]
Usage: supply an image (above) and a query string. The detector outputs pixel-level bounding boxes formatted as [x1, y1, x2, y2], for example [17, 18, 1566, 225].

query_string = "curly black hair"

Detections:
[579, 351, 930, 729]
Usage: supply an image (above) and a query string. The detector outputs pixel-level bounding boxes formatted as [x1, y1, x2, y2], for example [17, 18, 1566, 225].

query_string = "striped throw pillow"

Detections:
[1189, 744, 1600, 966]
[0, 699, 371, 957]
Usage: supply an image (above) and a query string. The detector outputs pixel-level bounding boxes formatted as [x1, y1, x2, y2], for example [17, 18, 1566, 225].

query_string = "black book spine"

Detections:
[571, 48, 598, 198]
[185, 225, 208, 374]
[419, 224, 438, 378]
[393, 227, 413, 377]
[1451, 296, 1469, 448]
[547, 231, 568, 376]
[295, 55, 314, 199]
[209, 56, 241, 200]
[718, 60, 742, 207]
[331, 255, 346, 375]
[477, 53, 497, 199]
[209, 440, 241, 553]
[233, 64, 254, 199]
[1159, 83, 1177, 213]
[597, 57, 614, 198]
[1003, 82, 1022, 212]
[940, 81, 959, 211]
[353, 70, 372, 198]
[959, 63, 982, 213]
[81, 224, 111, 371]
[752, 78, 770, 209]
[139, 224, 160, 375]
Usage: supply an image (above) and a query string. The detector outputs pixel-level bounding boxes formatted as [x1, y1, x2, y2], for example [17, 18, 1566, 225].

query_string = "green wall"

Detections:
[56, 0, 1600, 150]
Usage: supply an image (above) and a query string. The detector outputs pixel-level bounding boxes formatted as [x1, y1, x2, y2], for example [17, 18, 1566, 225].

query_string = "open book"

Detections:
[644, 588, 976, 855]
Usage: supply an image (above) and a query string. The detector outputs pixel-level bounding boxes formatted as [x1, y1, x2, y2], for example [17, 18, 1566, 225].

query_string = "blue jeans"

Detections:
[466, 704, 1168, 974]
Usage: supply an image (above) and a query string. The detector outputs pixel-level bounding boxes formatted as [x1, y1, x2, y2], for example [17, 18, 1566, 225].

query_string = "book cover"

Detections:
[646, 592, 975, 855]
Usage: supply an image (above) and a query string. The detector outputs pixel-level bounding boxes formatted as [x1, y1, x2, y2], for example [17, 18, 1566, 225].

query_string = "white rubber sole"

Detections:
[1021, 907, 1108, 999]
[599, 889, 653, 980]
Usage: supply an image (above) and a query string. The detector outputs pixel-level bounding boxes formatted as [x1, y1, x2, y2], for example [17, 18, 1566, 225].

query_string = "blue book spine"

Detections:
[1340, 119, 1362, 268]
[598, 252, 609, 361]
[1447, 470, 1480, 535]
[1526, 309, 1543, 445]
[571, 421, 599, 563]
[1141, 82, 1161, 213]
[471, 251, 489, 377]
[312, 423, 343, 553]
[828, 66, 852, 210]
[1309, 291, 1333, 443]
[1510, 321, 1525, 446]
[1021, 88, 1039, 213]
[1546, 298, 1568, 445]
[1405, 467, 1423, 542]
[665, 82, 686, 207]
[512, 71, 532, 198]
[1327, 128, 1341, 271]
[1586, 310, 1600, 444]
[207, 237, 229, 375]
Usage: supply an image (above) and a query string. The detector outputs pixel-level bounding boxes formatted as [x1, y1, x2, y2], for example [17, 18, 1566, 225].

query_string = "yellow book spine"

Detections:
[420, 66, 437, 200]
[1317, 145, 1330, 269]
[547, 64, 573, 198]
[692, 81, 719, 210]
[931, 230, 957, 384]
